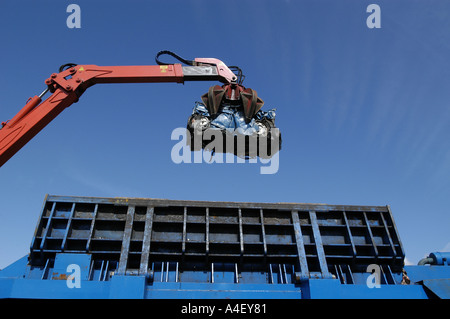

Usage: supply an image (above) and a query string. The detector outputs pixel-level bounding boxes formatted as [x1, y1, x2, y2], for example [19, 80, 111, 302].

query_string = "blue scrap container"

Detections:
[0, 195, 448, 299]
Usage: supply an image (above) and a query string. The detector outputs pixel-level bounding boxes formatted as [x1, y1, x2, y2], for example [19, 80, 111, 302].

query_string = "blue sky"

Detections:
[0, 0, 449, 269]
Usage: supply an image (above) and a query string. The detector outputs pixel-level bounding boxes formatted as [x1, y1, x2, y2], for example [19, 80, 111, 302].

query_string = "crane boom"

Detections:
[0, 53, 238, 167]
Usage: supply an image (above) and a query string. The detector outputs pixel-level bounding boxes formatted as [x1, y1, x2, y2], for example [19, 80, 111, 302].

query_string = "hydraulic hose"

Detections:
[417, 257, 434, 266]
[59, 63, 78, 73]
[155, 50, 195, 66]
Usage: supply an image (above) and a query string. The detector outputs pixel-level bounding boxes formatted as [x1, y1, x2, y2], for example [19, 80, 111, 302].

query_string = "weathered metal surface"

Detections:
[28, 194, 405, 282]
[2, 195, 449, 299]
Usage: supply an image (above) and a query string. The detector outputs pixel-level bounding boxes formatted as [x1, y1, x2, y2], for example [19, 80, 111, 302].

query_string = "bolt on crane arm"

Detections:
[0, 51, 238, 167]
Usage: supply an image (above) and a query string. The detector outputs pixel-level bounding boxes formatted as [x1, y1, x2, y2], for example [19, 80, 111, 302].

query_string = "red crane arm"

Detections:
[0, 58, 237, 167]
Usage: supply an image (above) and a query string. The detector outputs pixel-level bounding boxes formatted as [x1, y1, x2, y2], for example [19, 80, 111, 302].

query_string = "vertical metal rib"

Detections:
[206, 207, 210, 256]
[342, 211, 356, 257]
[386, 205, 404, 259]
[165, 262, 170, 282]
[260, 209, 267, 257]
[380, 212, 396, 258]
[61, 203, 76, 251]
[118, 205, 135, 275]
[30, 194, 50, 252]
[269, 264, 274, 284]
[182, 207, 187, 254]
[291, 210, 309, 279]
[238, 208, 244, 255]
[86, 204, 98, 252]
[139, 206, 154, 275]
[363, 212, 378, 257]
[278, 264, 284, 284]
[309, 210, 331, 279]
[40, 202, 56, 251]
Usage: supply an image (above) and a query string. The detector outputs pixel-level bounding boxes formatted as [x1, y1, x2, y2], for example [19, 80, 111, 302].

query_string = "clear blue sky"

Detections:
[0, 0, 449, 269]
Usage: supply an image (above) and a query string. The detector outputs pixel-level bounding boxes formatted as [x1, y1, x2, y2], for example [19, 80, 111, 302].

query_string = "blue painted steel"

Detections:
[430, 252, 450, 266]
[421, 279, 450, 299]
[404, 264, 450, 282]
[0, 255, 449, 299]
[53, 253, 90, 278]
[303, 279, 430, 299]
[1, 195, 449, 299]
